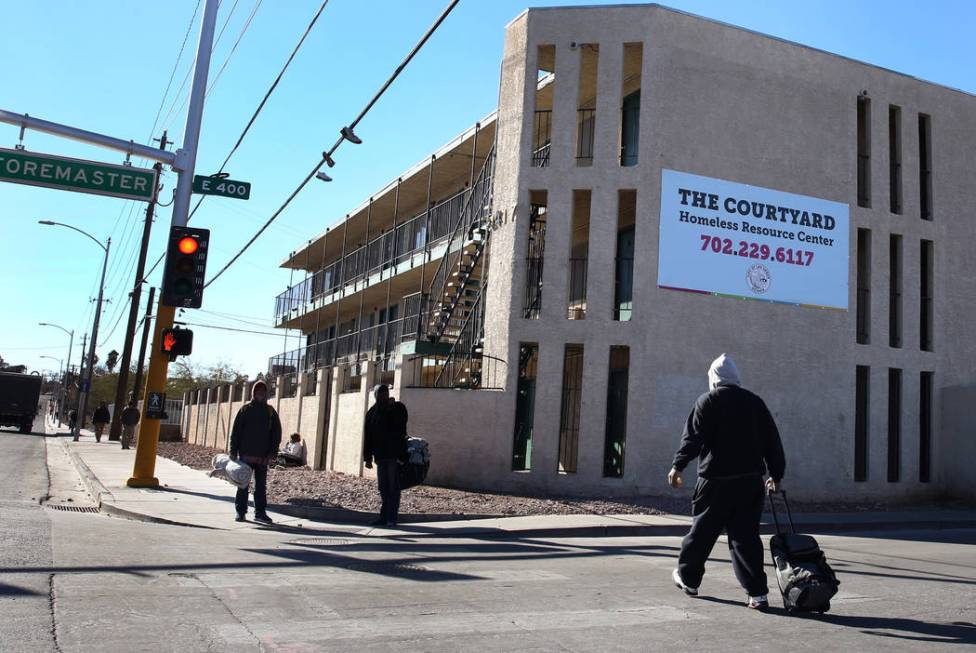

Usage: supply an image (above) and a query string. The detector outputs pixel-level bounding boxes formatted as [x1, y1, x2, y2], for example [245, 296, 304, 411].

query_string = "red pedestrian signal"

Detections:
[160, 328, 193, 360]
[161, 226, 209, 308]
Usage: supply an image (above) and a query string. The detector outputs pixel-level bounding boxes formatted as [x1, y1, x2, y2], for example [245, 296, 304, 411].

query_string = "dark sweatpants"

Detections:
[235, 463, 268, 517]
[678, 475, 768, 596]
[376, 458, 401, 524]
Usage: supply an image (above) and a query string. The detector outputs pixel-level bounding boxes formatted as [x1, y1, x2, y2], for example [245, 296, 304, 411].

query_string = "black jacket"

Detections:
[230, 401, 282, 460]
[363, 401, 408, 463]
[92, 406, 111, 423]
[672, 385, 786, 481]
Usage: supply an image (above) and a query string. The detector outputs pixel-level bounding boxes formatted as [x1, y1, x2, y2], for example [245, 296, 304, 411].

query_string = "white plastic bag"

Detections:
[209, 453, 253, 489]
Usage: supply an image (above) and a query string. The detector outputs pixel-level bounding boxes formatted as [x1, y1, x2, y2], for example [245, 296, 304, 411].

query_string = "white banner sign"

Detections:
[658, 169, 849, 310]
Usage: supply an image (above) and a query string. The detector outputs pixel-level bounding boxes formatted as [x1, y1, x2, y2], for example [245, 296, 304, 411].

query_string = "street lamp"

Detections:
[38, 321, 74, 426]
[39, 221, 111, 441]
[39, 355, 63, 427]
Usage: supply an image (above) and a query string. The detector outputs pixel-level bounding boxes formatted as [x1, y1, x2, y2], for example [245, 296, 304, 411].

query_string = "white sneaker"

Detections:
[672, 569, 699, 596]
[747, 594, 769, 610]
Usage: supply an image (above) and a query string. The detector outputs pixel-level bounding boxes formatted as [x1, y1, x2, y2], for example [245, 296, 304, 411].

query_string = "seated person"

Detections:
[277, 433, 307, 467]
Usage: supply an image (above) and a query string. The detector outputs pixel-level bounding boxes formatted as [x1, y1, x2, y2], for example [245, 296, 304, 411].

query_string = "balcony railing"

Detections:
[576, 108, 595, 166]
[567, 258, 588, 320]
[267, 317, 406, 377]
[274, 188, 471, 323]
[532, 110, 551, 167]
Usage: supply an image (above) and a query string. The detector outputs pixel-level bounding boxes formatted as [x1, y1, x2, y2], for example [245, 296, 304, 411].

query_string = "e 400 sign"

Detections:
[192, 174, 251, 200]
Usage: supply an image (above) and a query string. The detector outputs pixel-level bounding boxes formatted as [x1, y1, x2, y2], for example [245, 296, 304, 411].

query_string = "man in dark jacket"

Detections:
[668, 354, 786, 611]
[92, 402, 111, 443]
[230, 380, 282, 524]
[119, 399, 141, 450]
[363, 384, 408, 526]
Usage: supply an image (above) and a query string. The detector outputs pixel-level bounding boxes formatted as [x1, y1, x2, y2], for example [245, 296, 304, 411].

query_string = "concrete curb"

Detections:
[58, 437, 217, 530]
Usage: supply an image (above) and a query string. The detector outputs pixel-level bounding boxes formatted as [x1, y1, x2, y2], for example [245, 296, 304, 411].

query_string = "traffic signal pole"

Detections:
[128, 0, 218, 487]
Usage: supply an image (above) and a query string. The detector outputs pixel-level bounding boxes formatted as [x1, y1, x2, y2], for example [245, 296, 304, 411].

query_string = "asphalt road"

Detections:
[1, 414, 974, 652]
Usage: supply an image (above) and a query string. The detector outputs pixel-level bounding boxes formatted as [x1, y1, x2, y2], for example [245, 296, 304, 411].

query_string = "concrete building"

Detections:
[184, 4, 976, 502]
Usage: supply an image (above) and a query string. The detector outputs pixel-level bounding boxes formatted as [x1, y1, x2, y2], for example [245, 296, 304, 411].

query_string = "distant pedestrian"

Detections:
[229, 380, 281, 524]
[67, 408, 78, 431]
[363, 384, 408, 527]
[120, 399, 141, 450]
[668, 354, 786, 611]
[92, 402, 110, 443]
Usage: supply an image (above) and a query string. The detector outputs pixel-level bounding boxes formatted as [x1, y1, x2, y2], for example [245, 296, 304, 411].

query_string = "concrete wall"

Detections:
[940, 385, 976, 501]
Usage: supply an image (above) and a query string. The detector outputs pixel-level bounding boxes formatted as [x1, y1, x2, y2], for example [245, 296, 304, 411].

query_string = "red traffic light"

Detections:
[178, 237, 199, 255]
[160, 328, 193, 360]
[162, 331, 178, 352]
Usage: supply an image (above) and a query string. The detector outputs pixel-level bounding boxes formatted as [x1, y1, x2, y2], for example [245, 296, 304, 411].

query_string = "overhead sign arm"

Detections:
[0, 109, 178, 168]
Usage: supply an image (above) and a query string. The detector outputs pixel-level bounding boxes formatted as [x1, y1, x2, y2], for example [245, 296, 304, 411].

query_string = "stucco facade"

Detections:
[185, 4, 975, 503]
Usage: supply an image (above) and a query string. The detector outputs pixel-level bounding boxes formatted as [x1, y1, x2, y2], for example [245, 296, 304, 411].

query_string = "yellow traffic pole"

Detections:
[127, 303, 175, 488]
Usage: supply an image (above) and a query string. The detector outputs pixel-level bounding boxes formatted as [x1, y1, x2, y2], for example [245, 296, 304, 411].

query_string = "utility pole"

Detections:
[129, 0, 218, 487]
[132, 286, 156, 402]
[109, 133, 168, 442]
[73, 333, 87, 441]
[74, 237, 111, 441]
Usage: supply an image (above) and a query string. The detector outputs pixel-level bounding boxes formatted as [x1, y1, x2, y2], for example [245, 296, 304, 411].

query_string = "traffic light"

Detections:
[160, 328, 193, 361]
[161, 226, 210, 308]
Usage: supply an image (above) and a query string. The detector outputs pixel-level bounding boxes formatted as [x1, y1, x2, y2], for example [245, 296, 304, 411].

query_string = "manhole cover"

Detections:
[46, 504, 99, 513]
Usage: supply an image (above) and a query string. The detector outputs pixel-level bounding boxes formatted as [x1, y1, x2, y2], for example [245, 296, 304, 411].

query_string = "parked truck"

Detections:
[0, 369, 43, 433]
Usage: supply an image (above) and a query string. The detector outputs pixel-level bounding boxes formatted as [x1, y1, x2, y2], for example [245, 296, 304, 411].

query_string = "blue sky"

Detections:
[2, 0, 973, 379]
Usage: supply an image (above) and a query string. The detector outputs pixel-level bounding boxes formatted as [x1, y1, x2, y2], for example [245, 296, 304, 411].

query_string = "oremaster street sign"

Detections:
[0, 147, 157, 201]
[192, 174, 251, 200]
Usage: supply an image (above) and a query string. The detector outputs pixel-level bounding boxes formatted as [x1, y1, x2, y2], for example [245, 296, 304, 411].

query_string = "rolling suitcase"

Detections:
[768, 490, 840, 614]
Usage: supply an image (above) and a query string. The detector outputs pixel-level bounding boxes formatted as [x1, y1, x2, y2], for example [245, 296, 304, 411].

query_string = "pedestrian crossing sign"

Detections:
[145, 392, 167, 419]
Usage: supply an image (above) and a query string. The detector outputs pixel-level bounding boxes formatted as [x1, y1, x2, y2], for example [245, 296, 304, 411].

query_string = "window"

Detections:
[889, 234, 902, 348]
[619, 43, 642, 167]
[857, 96, 871, 208]
[603, 346, 630, 478]
[889, 105, 902, 214]
[576, 44, 598, 167]
[512, 344, 539, 471]
[919, 371, 933, 483]
[523, 191, 548, 319]
[856, 229, 871, 344]
[855, 366, 869, 482]
[887, 368, 902, 482]
[532, 45, 555, 168]
[568, 190, 591, 320]
[557, 344, 584, 474]
[919, 114, 932, 220]
[614, 190, 637, 321]
[920, 239, 934, 351]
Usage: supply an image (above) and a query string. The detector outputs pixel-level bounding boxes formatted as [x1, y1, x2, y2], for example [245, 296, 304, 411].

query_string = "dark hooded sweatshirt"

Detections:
[230, 396, 282, 464]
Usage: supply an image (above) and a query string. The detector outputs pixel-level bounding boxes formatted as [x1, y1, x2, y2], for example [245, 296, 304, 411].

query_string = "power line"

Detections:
[143, 0, 331, 282]
[148, 0, 204, 141]
[204, 0, 460, 290]
[179, 322, 281, 337]
[207, 0, 262, 97]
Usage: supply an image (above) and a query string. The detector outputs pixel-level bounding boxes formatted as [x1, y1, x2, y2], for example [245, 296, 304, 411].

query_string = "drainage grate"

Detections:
[46, 504, 99, 513]
[289, 538, 353, 547]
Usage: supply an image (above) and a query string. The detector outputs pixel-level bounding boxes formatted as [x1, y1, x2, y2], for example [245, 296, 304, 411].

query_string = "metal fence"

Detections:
[109, 398, 183, 426]
[532, 110, 551, 167]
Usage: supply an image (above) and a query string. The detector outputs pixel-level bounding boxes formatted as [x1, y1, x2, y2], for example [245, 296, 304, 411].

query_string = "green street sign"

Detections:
[0, 147, 156, 201]
[192, 175, 251, 200]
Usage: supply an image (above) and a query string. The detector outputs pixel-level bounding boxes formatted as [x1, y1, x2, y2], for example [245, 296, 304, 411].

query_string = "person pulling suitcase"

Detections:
[667, 354, 786, 610]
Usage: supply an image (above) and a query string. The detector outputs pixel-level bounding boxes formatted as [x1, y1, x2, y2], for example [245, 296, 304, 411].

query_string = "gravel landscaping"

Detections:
[156, 441, 969, 520]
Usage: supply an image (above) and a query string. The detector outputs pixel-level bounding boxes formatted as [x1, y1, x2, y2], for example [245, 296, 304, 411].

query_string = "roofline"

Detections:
[523, 2, 974, 99]
[278, 108, 498, 268]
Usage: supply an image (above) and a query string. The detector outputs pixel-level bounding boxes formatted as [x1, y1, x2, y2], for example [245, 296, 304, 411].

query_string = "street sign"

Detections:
[145, 391, 167, 420]
[192, 174, 250, 199]
[0, 148, 157, 201]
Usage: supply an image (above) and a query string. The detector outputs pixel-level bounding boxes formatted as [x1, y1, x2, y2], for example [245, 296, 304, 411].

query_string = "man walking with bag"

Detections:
[668, 354, 786, 610]
[119, 398, 140, 450]
[363, 384, 408, 527]
[230, 380, 281, 524]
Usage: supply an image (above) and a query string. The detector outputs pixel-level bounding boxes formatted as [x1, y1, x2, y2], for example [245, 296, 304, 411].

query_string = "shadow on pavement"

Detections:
[0, 582, 44, 597]
[819, 614, 976, 645]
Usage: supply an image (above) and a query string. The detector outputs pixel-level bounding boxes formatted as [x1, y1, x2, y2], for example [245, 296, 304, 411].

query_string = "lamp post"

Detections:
[38, 322, 73, 426]
[39, 355, 63, 426]
[39, 221, 110, 440]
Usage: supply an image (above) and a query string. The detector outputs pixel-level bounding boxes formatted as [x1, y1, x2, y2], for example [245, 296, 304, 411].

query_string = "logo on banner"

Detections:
[746, 264, 771, 294]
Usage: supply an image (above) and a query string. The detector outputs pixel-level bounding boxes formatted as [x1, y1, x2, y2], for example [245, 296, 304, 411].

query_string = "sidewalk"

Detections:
[50, 420, 976, 539]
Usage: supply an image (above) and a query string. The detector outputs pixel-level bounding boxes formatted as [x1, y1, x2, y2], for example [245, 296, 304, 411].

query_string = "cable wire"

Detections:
[203, 0, 460, 289]
[143, 0, 331, 282]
